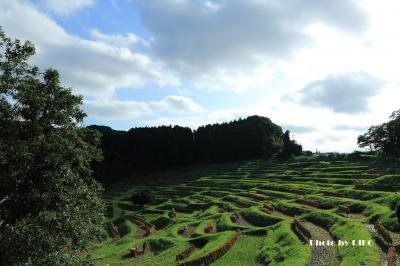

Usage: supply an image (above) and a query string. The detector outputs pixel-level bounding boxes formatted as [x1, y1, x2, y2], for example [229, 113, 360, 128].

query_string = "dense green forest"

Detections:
[0, 28, 105, 265]
[90, 117, 302, 183]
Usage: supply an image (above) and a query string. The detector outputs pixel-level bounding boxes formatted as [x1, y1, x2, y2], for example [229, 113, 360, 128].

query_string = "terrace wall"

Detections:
[374, 223, 392, 245]
[354, 184, 397, 192]
[295, 199, 320, 208]
[177, 231, 240, 266]
[293, 218, 311, 239]
[176, 245, 196, 261]
[337, 205, 350, 214]
[323, 191, 345, 198]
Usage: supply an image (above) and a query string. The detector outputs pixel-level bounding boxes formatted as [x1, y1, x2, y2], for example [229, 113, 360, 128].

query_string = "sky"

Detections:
[0, 0, 399, 152]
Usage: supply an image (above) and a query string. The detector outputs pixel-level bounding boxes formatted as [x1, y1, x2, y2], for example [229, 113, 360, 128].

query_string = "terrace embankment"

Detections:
[90, 157, 399, 266]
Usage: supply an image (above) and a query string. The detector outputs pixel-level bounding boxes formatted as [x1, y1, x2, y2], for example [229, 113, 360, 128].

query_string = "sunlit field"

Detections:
[88, 156, 400, 266]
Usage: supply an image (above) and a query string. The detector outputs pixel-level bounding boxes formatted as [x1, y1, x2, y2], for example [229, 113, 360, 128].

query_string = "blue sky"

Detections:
[1, 0, 400, 152]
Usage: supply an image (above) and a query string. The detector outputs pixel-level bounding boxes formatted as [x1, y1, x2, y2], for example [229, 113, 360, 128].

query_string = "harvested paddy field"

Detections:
[89, 157, 400, 265]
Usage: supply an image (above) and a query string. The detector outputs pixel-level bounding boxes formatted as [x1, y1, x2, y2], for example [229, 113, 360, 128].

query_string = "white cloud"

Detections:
[89, 29, 148, 48]
[291, 72, 384, 114]
[334, 124, 368, 132]
[0, 0, 178, 99]
[84, 100, 152, 120]
[40, 0, 95, 16]
[282, 125, 316, 134]
[149, 95, 204, 113]
[131, 0, 368, 91]
[83, 0, 400, 152]
[84, 95, 203, 120]
[2, 0, 400, 153]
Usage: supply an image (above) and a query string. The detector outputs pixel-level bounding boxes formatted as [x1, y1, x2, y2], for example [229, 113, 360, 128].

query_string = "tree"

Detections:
[396, 203, 400, 224]
[0, 28, 105, 265]
[358, 109, 400, 158]
[93, 115, 291, 183]
[131, 189, 156, 209]
[280, 130, 302, 158]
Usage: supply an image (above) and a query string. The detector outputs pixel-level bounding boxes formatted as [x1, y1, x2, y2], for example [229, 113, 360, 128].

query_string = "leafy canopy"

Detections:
[131, 189, 156, 208]
[358, 109, 400, 158]
[0, 27, 105, 265]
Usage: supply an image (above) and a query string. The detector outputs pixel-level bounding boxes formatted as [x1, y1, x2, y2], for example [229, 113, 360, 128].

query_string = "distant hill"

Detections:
[89, 115, 302, 183]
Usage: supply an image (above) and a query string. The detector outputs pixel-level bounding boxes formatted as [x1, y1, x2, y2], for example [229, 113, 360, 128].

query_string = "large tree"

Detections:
[280, 130, 302, 158]
[0, 28, 105, 264]
[358, 109, 400, 158]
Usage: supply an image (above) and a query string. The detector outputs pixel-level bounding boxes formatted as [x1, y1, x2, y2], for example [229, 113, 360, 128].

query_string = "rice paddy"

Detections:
[88, 156, 400, 266]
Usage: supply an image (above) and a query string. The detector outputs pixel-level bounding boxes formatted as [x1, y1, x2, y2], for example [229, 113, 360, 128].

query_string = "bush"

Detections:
[131, 189, 156, 208]
[117, 221, 131, 237]
[151, 217, 172, 230]
[148, 238, 174, 252]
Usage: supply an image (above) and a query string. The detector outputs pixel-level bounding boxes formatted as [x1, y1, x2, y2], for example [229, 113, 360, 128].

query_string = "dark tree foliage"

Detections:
[131, 189, 156, 209]
[92, 116, 301, 183]
[396, 203, 400, 224]
[194, 116, 283, 161]
[280, 130, 303, 158]
[358, 109, 400, 158]
[0, 28, 104, 265]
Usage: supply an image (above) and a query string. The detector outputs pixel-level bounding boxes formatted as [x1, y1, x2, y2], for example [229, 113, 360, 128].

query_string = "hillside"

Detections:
[90, 116, 301, 184]
[88, 156, 400, 266]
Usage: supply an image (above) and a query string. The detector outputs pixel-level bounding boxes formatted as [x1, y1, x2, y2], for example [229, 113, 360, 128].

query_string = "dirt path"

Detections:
[392, 232, 400, 247]
[366, 223, 400, 246]
[366, 224, 400, 266]
[302, 222, 340, 266]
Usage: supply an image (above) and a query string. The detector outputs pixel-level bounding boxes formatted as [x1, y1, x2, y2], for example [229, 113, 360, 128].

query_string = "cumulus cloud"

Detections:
[0, 0, 178, 99]
[40, 0, 95, 16]
[89, 29, 148, 48]
[84, 100, 152, 120]
[334, 124, 368, 131]
[130, 0, 368, 90]
[314, 135, 343, 144]
[293, 72, 384, 114]
[149, 95, 204, 113]
[283, 124, 316, 134]
[84, 95, 203, 120]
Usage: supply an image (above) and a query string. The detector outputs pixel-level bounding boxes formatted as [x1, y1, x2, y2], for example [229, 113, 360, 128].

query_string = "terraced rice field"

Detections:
[89, 157, 400, 265]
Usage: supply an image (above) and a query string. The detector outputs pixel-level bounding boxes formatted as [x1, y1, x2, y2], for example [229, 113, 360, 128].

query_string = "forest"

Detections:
[90, 116, 302, 183]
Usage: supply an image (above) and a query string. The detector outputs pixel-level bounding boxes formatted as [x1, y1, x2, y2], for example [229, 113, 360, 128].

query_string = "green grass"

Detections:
[367, 174, 400, 186]
[303, 211, 381, 266]
[259, 221, 311, 266]
[211, 234, 264, 266]
[87, 156, 400, 265]
[241, 207, 282, 226]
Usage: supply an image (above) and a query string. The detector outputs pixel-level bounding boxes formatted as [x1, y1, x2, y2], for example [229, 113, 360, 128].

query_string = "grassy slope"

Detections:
[211, 234, 264, 266]
[259, 221, 311, 266]
[87, 157, 400, 266]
